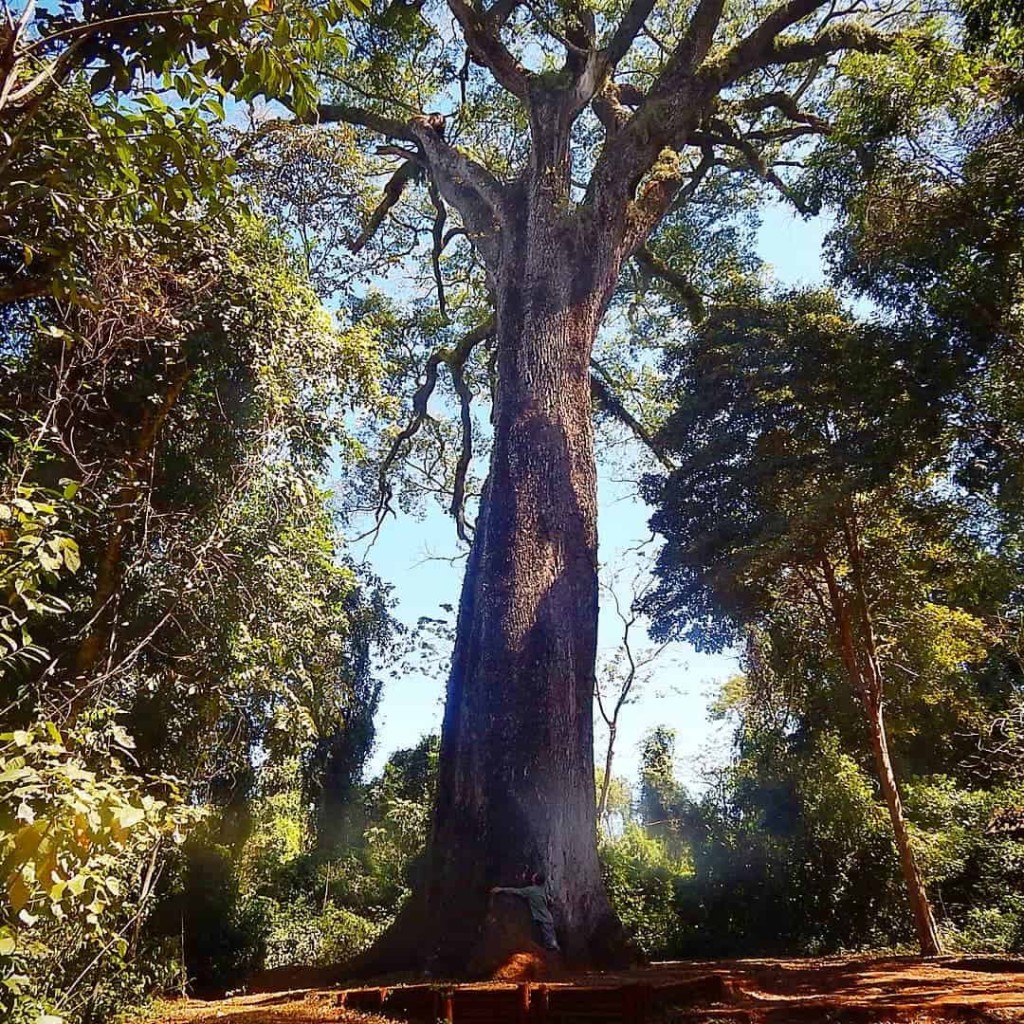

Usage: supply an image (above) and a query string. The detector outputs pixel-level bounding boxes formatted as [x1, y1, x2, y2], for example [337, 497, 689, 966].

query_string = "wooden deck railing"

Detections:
[335, 976, 731, 1023]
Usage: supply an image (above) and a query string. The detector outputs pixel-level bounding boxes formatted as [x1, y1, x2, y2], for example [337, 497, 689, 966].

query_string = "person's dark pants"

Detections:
[535, 920, 560, 951]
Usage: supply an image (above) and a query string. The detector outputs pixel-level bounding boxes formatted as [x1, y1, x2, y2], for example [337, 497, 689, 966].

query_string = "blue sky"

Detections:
[358, 202, 832, 793]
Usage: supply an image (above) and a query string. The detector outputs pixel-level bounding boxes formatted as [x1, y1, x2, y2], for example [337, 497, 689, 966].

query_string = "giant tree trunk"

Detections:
[369, 204, 627, 976]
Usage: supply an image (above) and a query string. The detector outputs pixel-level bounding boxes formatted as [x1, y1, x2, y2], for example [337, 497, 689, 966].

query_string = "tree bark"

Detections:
[368, 204, 627, 976]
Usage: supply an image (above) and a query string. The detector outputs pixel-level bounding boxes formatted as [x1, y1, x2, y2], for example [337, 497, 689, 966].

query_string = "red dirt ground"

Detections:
[139, 955, 1024, 1023]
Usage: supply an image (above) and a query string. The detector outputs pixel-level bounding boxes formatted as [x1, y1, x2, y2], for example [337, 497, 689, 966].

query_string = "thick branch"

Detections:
[592, 81, 642, 135]
[486, 0, 522, 28]
[561, 2, 606, 113]
[589, 0, 823, 214]
[314, 101, 415, 141]
[408, 117, 507, 268]
[765, 23, 895, 66]
[648, 0, 727, 101]
[624, 149, 687, 254]
[718, 0, 828, 81]
[603, 0, 659, 71]
[446, 0, 530, 99]
[720, 19, 895, 83]
[589, 1, 890, 239]
[585, 0, 717, 125]
[374, 319, 496, 532]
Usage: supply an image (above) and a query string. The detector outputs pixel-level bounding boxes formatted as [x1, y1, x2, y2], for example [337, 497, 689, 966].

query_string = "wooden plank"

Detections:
[382, 986, 440, 1022]
[517, 982, 531, 1024]
[546, 985, 628, 1021]
[530, 984, 549, 1024]
[344, 987, 387, 1012]
[451, 986, 522, 1023]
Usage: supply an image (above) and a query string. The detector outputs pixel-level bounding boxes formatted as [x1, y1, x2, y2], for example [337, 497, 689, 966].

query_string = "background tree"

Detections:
[0, 0, 367, 306]
[0, 26, 399, 1009]
[643, 288, 1022, 953]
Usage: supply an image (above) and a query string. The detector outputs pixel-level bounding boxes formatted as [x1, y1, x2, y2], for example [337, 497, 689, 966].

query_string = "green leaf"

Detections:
[62, 539, 81, 573]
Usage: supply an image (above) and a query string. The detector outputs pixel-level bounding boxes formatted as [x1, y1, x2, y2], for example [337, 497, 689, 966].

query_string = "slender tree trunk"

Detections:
[862, 683, 942, 955]
[370, 203, 627, 975]
[820, 556, 942, 956]
[597, 722, 617, 823]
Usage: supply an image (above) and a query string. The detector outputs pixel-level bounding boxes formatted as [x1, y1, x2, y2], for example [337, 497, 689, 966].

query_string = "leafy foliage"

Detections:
[0, 720, 198, 1023]
[0, 485, 80, 674]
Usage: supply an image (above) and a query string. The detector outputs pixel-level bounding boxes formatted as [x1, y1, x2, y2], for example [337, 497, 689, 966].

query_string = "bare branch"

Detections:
[428, 177, 449, 318]
[698, 119, 814, 212]
[733, 90, 832, 132]
[373, 318, 496, 537]
[669, 141, 716, 210]
[449, 356, 474, 543]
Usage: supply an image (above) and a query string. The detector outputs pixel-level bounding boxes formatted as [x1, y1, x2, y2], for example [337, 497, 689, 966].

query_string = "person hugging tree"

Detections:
[490, 873, 560, 952]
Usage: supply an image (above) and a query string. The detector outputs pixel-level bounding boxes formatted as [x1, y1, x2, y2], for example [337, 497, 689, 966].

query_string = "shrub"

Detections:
[600, 823, 691, 958]
[0, 720, 197, 1023]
